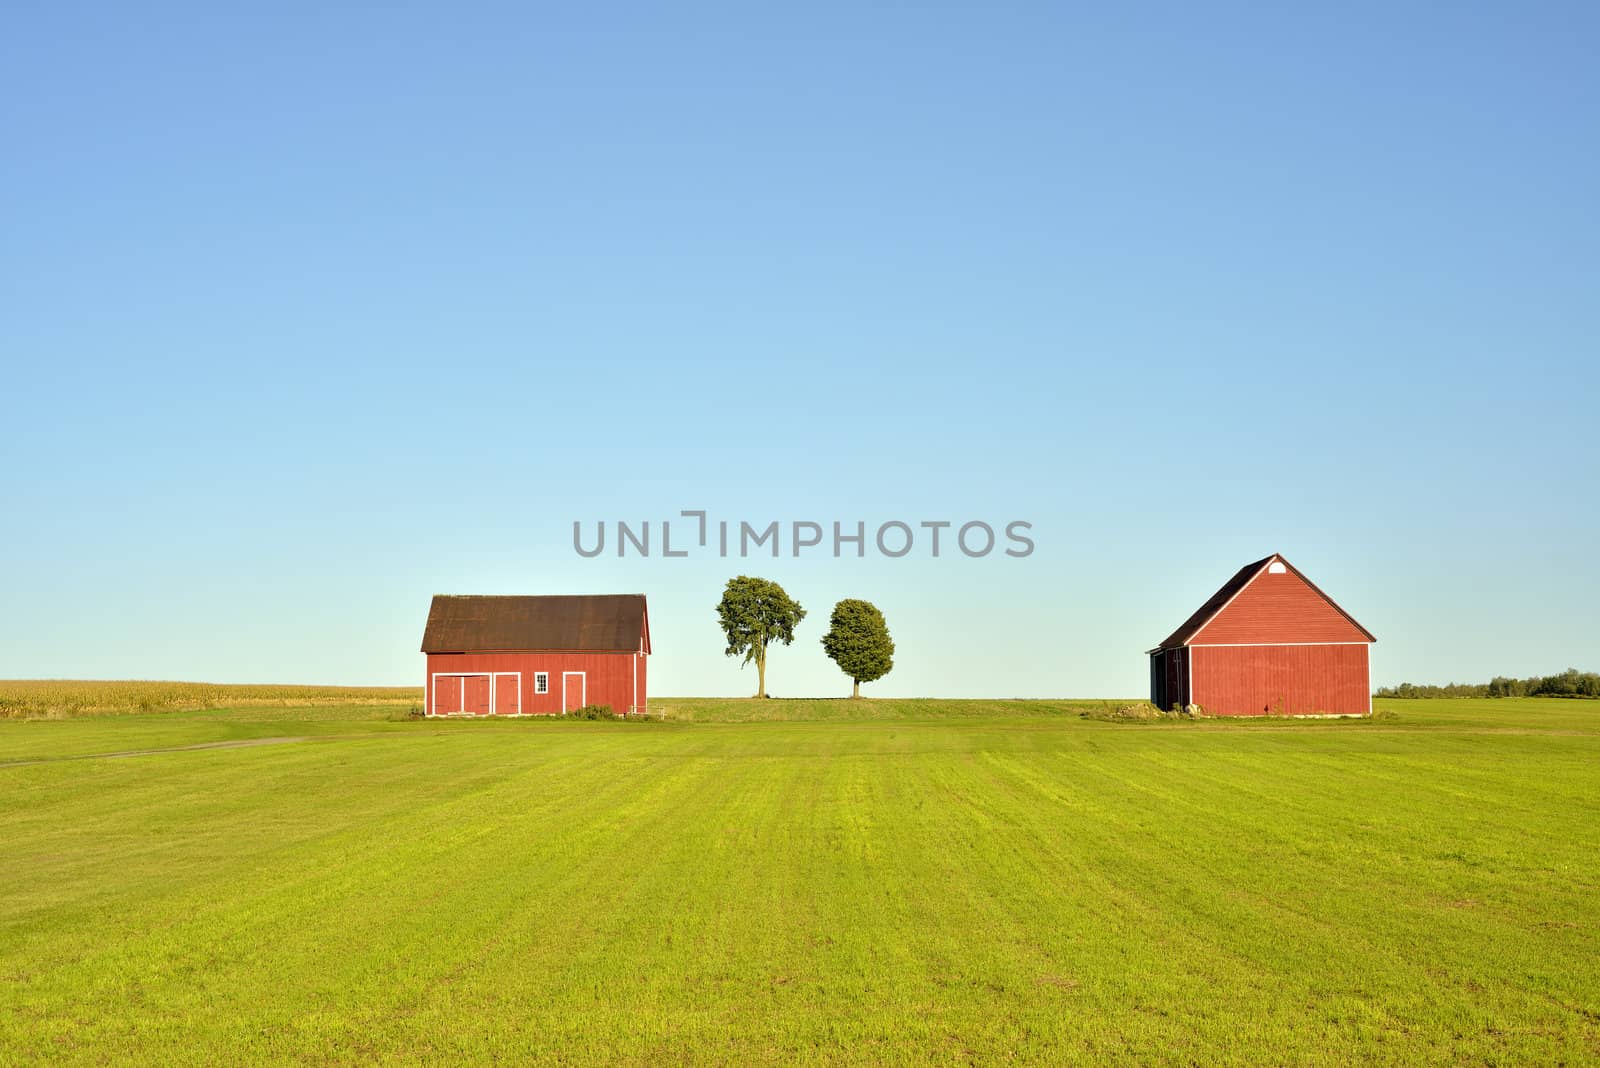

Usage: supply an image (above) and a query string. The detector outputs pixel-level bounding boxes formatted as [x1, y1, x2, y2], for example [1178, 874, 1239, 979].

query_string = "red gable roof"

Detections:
[1156, 554, 1374, 649]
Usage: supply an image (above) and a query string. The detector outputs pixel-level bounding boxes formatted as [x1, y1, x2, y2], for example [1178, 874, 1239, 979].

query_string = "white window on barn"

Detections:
[534, 672, 549, 695]
[1268, 561, 1287, 574]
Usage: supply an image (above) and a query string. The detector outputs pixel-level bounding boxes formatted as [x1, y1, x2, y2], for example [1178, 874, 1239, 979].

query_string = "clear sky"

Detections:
[3, 3, 1596, 697]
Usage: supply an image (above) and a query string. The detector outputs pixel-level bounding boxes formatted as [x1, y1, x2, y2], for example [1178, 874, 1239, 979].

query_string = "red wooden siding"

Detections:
[425, 650, 647, 716]
[1191, 644, 1369, 716]
[1192, 566, 1369, 645]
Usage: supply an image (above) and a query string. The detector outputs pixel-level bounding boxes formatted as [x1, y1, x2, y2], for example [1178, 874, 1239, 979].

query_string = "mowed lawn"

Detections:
[2, 699, 1597, 1065]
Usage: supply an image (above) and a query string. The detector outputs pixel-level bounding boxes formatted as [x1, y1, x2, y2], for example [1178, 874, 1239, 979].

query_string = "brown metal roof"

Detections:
[1153, 553, 1376, 649]
[421, 594, 649, 653]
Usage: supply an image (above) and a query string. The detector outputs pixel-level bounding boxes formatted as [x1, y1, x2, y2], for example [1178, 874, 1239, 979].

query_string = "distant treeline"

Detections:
[1376, 668, 1600, 699]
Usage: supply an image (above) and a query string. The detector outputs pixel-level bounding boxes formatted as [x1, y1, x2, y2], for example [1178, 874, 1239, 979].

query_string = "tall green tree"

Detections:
[820, 598, 894, 698]
[715, 576, 806, 698]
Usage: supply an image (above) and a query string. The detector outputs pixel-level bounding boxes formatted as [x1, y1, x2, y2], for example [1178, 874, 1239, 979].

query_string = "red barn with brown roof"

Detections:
[1149, 554, 1375, 716]
[422, 594, 650, 716]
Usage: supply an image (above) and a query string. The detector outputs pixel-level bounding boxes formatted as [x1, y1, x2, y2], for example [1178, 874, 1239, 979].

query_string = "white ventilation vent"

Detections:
[1267, 561, 1287, 574]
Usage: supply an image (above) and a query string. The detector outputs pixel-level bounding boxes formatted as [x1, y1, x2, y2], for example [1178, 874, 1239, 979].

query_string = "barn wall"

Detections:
[1192, 567, 1370, 644]
[425, 651, 648, 715]
[1190, 643, 1369, 716]
[1154, 647, 1189, 709]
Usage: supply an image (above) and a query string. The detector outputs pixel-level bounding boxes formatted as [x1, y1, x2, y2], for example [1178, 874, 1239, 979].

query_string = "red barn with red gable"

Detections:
[422, 594, 650, 716]
[1149, 554, 1375, 716]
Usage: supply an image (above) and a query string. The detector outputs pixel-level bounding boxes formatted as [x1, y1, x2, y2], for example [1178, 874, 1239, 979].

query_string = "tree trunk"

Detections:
[756, 646, 767, 698]
[852, 678, 860, 699]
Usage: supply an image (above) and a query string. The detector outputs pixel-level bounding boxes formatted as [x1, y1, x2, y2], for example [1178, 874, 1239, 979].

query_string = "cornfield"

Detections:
[0, 680, 421, 720]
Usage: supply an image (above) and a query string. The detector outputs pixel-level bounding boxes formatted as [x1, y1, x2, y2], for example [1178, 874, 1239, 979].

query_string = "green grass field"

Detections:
[2, 695, 1597, 1065]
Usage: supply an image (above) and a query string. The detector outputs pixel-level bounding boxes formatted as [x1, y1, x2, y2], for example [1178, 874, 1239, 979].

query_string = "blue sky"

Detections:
[2, 2, 1595, 696]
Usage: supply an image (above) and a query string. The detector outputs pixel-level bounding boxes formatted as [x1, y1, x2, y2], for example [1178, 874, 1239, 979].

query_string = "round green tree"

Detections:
[716, 575, 806, 698]
[821, 598, 894, 698]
